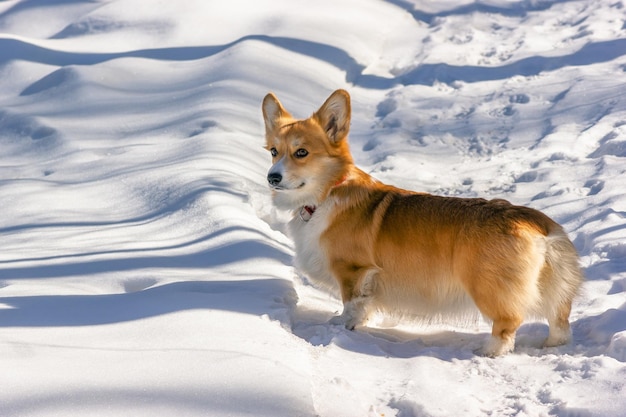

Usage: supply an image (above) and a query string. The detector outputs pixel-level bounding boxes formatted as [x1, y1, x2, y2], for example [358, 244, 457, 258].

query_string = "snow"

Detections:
[1, 0, 625, 415]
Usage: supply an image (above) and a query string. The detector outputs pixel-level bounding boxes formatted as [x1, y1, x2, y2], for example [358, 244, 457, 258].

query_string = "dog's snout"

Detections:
[267, 172, 283, 186]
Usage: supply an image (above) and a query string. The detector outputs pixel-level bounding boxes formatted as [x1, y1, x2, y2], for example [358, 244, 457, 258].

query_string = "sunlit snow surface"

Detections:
[1, 1, 625, 416]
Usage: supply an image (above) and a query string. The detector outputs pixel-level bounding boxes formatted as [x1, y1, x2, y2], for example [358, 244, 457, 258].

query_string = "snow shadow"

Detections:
[396, 39, 626, 86]
[290, 302, 611, 360]
[0, 239, 289, 281]
[0, 224, 290, 279]
[290, 303, 487, 361]
[0, 278, 296, 327]
[387, 0, 577, 25]
[572, 305, 626, 361]
[3, 35, 625, 90]
[0, 176, 290, 277]
[3, 386, 310, 417]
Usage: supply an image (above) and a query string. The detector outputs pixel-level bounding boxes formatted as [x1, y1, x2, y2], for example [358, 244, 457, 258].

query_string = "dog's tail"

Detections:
[539, 227, 584, 345]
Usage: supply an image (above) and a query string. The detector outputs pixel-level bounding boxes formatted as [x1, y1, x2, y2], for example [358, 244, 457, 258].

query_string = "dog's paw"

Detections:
[328, 299, 370, 330]
[475, 335, 515, 357]
[543, 327, 571, 348]
[328, 314, 357, 330]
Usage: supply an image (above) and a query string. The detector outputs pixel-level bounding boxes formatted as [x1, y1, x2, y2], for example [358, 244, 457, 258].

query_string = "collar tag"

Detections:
[297, 175, 347, 222]
[299, 205, 316, 222]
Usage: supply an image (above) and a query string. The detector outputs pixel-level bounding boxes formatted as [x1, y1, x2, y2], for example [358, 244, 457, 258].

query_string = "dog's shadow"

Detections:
[289, 303, 560, 361]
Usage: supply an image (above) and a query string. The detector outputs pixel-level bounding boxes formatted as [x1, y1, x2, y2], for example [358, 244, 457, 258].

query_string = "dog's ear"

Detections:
[315, 89, 351, 144]
[262, 93, 291, 133]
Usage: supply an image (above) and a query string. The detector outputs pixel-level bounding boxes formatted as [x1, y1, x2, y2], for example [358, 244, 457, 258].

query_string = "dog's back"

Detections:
[324, 185, 583, 355]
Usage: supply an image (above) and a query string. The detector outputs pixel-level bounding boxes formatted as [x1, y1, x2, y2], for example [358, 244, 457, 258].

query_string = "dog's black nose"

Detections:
[267, 172, 282, 186]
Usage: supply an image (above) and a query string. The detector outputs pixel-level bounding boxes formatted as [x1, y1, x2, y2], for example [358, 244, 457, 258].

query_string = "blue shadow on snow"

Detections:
[2, 36, 626, 90]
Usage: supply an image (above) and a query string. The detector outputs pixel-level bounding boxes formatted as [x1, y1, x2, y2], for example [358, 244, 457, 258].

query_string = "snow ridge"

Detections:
[1, 0, 625, 416]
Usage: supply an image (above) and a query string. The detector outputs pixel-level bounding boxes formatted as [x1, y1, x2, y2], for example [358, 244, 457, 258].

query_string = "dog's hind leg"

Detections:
[479, 315, 524, 357]
[463, 260, 529, 356]
[329, 265, 379, 330]
[544, 302, 572, 347]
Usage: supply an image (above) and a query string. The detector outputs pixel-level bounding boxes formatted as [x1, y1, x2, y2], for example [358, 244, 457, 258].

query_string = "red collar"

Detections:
[333, 175, 348, 188]
[299, 175, 348, 222]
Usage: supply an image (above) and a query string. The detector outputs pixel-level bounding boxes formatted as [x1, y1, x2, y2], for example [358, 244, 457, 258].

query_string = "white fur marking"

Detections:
[545, 324, 571, 347]
[289, 202, 338, 295]
[268, 156, 285, 179]
[479, 335, 515, 357]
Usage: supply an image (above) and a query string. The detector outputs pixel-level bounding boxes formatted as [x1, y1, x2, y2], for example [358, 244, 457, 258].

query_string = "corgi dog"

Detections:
[262, 89, 583, 356]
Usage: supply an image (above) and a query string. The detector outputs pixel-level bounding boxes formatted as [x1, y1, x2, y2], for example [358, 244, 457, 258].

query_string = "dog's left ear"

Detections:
[315, 89, 351, 144]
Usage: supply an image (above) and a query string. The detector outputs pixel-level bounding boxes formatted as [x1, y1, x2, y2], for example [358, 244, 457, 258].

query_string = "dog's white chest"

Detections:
[288, 204, 338, 292]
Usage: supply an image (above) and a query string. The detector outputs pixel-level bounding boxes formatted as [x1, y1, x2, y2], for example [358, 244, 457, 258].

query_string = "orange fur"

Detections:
[262, 89, 584, 356]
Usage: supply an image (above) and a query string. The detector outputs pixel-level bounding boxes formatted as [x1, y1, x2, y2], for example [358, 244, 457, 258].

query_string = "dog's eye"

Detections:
[270, 147, 278, 157]
[294, 148, 308, 158]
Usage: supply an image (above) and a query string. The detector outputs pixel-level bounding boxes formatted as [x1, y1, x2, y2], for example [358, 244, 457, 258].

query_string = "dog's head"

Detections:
[262, 89, 353, 209]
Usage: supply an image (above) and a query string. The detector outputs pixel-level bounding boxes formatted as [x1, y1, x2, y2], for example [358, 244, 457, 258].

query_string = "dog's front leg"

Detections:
[329, 297, 370, 330]
[328, 264, 379, 330]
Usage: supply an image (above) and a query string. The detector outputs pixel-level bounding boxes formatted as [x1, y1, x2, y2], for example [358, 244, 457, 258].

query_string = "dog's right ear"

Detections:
[262, 93, 291, 133]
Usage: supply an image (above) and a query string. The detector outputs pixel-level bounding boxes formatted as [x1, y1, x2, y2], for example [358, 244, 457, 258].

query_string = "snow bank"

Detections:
[1, 0, 625, 416]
